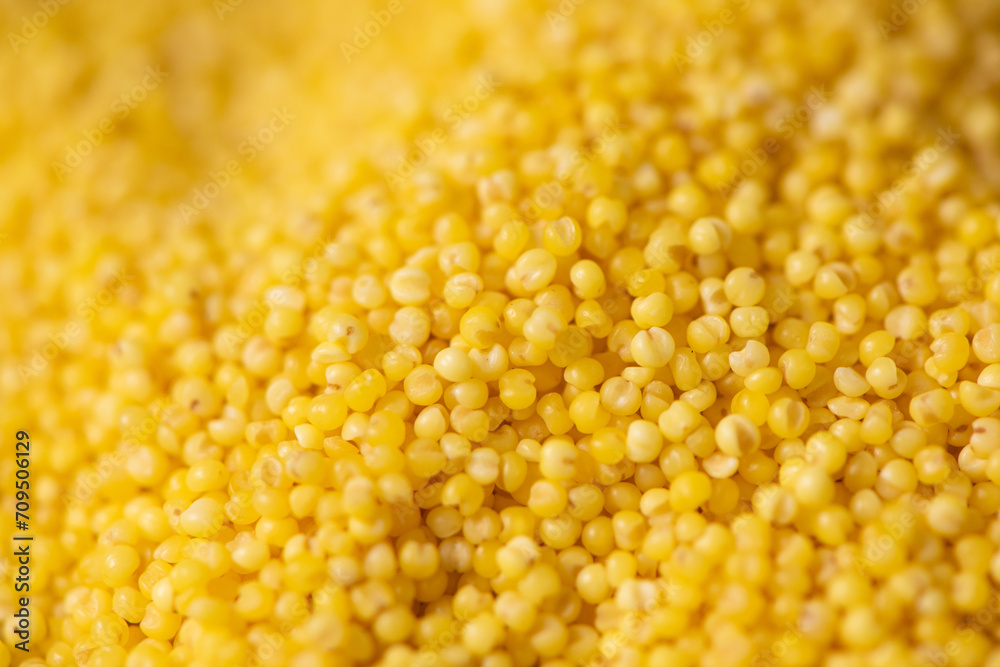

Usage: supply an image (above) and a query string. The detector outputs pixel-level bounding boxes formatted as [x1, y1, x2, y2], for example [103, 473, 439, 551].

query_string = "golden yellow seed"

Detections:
[814, 262, 856, 299]
[499, 369, 537, 410]
[522, 305, 567, 350]
[670, 471, 712, 512]
[793, 465, 835, 508]
[528, 479, 568, 518]
[959, 381, 1000, 417]
[543, 216, 583, 256]
[785, 250, 821, 286]
[730, 306, 770, 338]
[779, 349, 816, 390]
[403, 365, 444, 406]
[587, 197, 627, 231]
[630, 327, 675, 368]
[768, 398, 809, 439]
[715, 414, 761, 457]
[658, 400, 702, 442]
[511, 248, 558, 293]
[599, 376, 642, 415]
[723, 268, 766, 307]
[630, 293, 674, 329]
[687, 315, 730, 354]
[745, 367, 783, 394]
[688, 217, 732, 255]
[538, 436, 578, 480]
[909, 388, 955, 427]
[833, 367, 871, 398]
